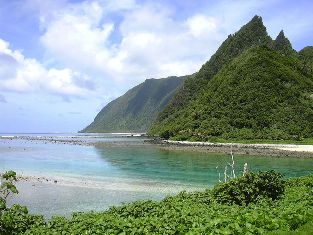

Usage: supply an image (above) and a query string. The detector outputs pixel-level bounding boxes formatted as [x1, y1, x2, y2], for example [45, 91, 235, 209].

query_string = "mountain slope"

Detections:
[149, 44, 313, 140]
[299, 46, 313, 73]
[81, 76, 187, 133]
[155, 15, 272, 125]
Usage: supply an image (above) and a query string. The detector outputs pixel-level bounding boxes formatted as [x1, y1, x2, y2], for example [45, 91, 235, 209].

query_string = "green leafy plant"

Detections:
[0, 171, 18, 211]
[212, 171, 285, 205]
[0, 171, 45, 235]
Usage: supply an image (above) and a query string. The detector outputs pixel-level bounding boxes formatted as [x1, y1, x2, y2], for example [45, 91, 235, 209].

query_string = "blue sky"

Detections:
[0, 0, 312, 133]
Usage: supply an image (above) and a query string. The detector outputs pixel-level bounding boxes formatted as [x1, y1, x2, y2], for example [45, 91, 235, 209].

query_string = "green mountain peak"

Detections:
[198, 15, 271, 79]
[150, 46, 313, 140]
[153, 15, 272, 127]
[273, 30, 296, 56]
[149, 17, 313, 141]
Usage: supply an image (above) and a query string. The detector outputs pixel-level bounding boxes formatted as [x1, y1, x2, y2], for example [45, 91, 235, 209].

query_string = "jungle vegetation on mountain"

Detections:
[149, 16, 313, 141]
[81, 76, 187, 133]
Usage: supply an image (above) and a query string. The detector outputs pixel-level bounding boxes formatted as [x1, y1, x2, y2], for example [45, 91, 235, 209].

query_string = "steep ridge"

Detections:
[149, 17, 313, 141]
[81, 76, 187, 133]
[272, 30, 296, 56]
[155, 15, 272, 125]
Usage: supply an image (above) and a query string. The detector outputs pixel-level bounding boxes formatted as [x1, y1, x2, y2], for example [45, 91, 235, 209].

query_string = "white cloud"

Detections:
[0, 39, 94, 97]
[24, 0, 311, 94]
[39, 1, 225, 86]
[41, 9, 114, 73]
[115, 5, 225, 80]
[186, 15, 218, 38]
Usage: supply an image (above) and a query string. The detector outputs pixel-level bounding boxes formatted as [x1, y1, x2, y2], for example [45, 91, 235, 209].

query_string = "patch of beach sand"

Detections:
[273, 145, 313, 153]
[16, 174, 203, 193]
[164, 140, 313, 155]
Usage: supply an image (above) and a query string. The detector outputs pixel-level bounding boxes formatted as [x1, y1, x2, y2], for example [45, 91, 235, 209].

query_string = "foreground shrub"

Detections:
[1, 171, 18, 211]
[212, 171, 285, 205]
[286, 174, 313, 188]
[0, 205, 44, 235]
[0, 171, 45, 234]
[266, 219, 313, 235]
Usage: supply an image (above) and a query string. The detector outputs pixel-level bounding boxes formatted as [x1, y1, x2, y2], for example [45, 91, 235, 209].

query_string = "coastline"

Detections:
[8, 173, 205, 218]
[2, 134, 313, 157]
[148, 139, 313, 158]
[15, 173, 204, 193]
[2, 134, 313, 218]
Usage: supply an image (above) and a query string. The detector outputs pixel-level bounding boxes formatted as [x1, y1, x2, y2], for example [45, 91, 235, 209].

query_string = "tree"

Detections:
[0, 171, 18, 212]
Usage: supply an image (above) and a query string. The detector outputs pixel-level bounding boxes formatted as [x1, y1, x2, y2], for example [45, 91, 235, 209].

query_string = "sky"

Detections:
[0, 0, 312, 133]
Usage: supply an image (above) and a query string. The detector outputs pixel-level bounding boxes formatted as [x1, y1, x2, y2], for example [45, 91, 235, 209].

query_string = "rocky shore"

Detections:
[0, 135, 92, 146]
[148, 139, 313, 158]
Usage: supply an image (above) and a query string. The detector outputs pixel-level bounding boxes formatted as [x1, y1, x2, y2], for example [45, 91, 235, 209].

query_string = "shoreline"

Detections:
[8, 173, 206, 218]
[2, 134, 313, 157]
[148, 139, 313, 158]
[10, 173, 205, 219]
[2, 135, 312, 218]
[14, 173, 205, 193]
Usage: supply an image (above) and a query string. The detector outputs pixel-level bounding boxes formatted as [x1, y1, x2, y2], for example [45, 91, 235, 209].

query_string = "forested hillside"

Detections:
[149, 16, 313, 141]
[81, 76, 187, 133]
[155, 16, 272, 125]
[299, 46, 313, 73]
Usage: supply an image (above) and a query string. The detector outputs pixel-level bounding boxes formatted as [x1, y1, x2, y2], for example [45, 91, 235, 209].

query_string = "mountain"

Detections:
[299, 46, 313, 73]
[149, 16, 313, 141]
[272, 30, 296, 56]
[81, 76, 187, 133]
[155, 15, 272, 125]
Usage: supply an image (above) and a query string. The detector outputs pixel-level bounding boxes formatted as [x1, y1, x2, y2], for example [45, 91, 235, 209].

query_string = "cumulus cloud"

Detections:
[116, 5, 225, 79]
[186, 15, 218, 38]
[0, 39, 94, 97]
[40, 2, 114, 74]
[20, 0, 313, 93]
[38, 1, 225, 86]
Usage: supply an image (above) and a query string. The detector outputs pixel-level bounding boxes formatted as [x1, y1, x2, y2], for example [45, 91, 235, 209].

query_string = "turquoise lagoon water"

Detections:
[0, 134, 313, 217]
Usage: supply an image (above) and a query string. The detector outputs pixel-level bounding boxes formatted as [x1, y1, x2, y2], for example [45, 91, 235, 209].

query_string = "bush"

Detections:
[0, 171, 45, 234]
[286, 174, 313, 188]
[212, 171, 285, 205]
[159, 130, 172, 140]
[0, 171, 18, 211]
[0, 205, 45, 235]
